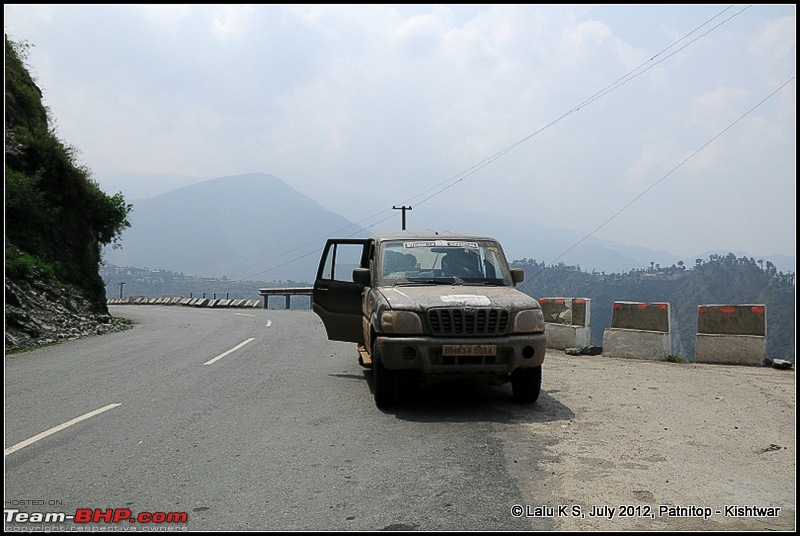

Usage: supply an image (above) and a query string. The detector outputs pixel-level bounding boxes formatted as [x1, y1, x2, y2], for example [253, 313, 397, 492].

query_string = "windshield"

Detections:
[377, 239, 513, 286]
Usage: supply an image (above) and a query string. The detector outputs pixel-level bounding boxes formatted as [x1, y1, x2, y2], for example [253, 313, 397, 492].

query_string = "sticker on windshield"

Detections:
[403, 241, 479, 249]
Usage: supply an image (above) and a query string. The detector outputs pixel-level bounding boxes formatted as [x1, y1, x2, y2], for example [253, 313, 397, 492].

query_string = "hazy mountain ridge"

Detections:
[102, 172, 796, 282]
[102, 173, 367, 282]
[410, 208, 795, 276]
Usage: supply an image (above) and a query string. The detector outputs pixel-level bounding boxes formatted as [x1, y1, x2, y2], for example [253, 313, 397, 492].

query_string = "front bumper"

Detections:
[374, 333, 545, 378]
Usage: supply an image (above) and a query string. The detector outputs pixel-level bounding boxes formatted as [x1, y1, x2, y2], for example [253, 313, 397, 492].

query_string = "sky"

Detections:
[4, 4, 797, 262]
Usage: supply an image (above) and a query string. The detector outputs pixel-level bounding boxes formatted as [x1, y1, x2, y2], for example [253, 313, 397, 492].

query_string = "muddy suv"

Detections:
[312, 230, 546, 407]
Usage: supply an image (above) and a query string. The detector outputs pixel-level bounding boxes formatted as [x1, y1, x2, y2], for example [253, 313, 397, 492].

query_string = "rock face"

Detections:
[5, 272, 132, 351]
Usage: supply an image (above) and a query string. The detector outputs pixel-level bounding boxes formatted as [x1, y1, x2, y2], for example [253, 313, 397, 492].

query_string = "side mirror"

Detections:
[352, 267, 371, 286]
[510, 268, 525, 284]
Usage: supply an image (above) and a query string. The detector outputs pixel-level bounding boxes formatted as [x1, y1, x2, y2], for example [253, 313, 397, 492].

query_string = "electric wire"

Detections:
[238, 4, 763, 281]
[525, 75, 796, 283]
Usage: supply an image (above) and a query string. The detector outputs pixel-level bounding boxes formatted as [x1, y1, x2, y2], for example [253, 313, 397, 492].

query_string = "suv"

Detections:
[312, 230, 546, 407]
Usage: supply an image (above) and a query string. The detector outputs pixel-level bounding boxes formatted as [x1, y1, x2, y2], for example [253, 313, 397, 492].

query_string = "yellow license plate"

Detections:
[442, 344, 497, 356]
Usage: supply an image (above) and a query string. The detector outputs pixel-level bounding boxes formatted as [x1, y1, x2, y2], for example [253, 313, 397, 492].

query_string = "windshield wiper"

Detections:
[402, 279, 456, 285]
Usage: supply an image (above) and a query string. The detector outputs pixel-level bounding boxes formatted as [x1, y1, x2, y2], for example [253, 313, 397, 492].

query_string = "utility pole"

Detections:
[393, 205, 412, 230]
[118, 282, 125, 299]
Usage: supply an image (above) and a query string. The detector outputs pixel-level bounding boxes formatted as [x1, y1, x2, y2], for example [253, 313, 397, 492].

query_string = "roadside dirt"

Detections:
[508, 350, 796, 532]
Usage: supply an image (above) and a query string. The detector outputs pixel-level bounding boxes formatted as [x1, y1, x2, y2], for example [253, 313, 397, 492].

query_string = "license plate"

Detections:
[442, 344, 497, 356]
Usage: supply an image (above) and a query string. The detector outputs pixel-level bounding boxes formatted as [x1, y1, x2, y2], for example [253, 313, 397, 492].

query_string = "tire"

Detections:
[511, 366, 541, 403]
[373, 348, 398, 408]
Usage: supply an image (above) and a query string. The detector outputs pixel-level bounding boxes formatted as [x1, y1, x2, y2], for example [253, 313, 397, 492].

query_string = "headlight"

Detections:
[514, 309, 545, 333]
[380, 311, 423, 334]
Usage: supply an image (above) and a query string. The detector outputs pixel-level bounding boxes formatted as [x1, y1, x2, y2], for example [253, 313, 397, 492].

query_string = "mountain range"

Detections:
[101, 173, 366, 283]
[101, 172, 795, 283]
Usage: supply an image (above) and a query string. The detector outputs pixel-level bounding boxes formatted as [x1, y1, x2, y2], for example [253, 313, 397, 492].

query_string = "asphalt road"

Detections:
[4, 305, 795, 532]
[5, 306, 554, 531]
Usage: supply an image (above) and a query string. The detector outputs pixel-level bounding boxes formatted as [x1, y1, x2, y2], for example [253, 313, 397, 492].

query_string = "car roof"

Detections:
[369, 229, 498, 243]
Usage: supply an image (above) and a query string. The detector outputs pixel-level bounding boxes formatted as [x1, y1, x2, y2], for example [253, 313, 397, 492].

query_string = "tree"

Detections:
[5, 34, 132, 309]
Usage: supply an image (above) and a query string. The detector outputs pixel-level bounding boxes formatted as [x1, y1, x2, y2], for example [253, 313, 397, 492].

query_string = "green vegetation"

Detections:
[5, 35, 132, 311]
[514, 254, 795, 361]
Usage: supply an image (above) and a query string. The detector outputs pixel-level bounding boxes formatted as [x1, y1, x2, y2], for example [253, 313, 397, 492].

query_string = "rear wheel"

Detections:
[373, 348, 398, 408]
[511, 366, 541, 403]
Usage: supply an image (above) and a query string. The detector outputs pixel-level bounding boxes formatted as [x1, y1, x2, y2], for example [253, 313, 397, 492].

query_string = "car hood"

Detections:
[377, 285, 540, 311]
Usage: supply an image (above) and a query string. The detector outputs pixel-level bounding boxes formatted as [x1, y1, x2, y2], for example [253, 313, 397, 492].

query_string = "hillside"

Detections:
[5, 35, 132, 350]
[514, 254, 796, 361]
[97, 171, 796, 279]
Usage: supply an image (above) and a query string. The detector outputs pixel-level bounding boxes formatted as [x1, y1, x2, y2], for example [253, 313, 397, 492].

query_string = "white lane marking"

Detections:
[234, 313, 256, 317]
[203, 338, 255, 366]
[5, 403, 121, 456]
[266, 319, 273, 327]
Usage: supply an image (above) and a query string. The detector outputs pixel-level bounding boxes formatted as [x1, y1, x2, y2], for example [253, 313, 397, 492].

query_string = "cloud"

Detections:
[3, 4, 795, 260]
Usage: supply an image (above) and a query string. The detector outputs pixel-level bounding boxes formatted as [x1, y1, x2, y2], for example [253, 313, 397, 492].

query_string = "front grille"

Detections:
[428, 308, 509, 336]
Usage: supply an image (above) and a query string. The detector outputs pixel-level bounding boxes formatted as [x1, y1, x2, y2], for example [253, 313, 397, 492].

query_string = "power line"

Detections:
[238, 4, 755, 281]
[527, 75, 796, 282]
[396, 5, 752, 211]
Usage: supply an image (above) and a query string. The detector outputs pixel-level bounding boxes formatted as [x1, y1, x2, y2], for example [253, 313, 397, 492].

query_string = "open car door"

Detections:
[312, 238, 371, 344]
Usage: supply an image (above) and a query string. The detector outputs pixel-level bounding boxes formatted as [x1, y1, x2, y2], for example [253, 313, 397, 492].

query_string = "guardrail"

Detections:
[108, 297, 263, 308]
[108, 288, 316, 310]
[259, 287, 313, 309]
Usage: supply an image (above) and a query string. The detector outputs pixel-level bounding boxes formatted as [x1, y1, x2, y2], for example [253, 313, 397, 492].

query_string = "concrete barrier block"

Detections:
[695, 334, 767, 366]
[546, 324, 591, 350]
[611, 301, 670, 332]
[539, 298, 590, 327]
[602, 328, 671, 360]
[698, 304, 766, 336]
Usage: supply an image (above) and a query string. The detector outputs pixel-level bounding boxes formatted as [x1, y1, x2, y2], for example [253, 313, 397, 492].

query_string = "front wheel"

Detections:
[373, 349, 398, 408]
[511, 366, 541, 403]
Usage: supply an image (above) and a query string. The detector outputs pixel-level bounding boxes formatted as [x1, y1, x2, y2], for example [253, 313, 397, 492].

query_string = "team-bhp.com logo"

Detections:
[5, 508, 188, 525]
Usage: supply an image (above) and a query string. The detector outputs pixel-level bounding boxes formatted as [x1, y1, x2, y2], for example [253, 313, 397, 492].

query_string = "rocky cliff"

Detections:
[5, 269, 132, 351]
[5, 35, 132, 352]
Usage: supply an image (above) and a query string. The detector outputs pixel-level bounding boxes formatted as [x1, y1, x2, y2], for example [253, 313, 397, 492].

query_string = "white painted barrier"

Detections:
[539, 297, 591, 350]
[695, 304, 767, 366]
[603, 301, 671, 360]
